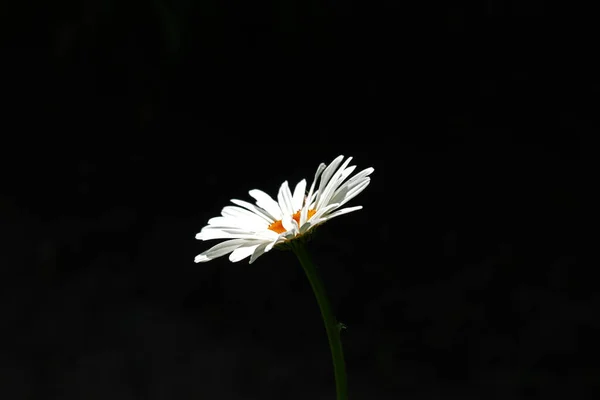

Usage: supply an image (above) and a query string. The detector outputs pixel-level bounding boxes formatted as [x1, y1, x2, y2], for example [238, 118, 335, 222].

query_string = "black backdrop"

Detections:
[1, 1, 589, 399]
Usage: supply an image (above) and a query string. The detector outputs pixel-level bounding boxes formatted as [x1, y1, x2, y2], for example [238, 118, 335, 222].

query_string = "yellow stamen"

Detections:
[268, 209, 317, 234]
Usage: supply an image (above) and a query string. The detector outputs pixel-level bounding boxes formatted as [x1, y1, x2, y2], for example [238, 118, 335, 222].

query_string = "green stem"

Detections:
[291, 240, 348, 400]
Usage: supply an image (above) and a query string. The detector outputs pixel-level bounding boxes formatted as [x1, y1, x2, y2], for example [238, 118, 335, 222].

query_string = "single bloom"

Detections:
[195, 155, 373, 264]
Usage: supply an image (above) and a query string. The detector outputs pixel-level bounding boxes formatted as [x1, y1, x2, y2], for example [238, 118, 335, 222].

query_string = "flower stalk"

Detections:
[290, 240, 348, 400]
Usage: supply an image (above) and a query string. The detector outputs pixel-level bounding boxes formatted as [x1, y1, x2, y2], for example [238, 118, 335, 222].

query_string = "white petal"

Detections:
[196, 227, 277, 241]
[316, 155, 345, 203]
[338, 178, 371, 207]
[291, 179, 307, 212]
[338, 167, 374, 192]
[221, 206, 267, 225]
[280, 230, 297, 240]
[207, 216, 238, 227]
[230, 199, 276, 223]
[308, 190, 318, 205]
[229, 244, 260, 262]
[249, 189, 283, 220]
[196, 227, 252, 240]
[321, 205, 363, 220]
[277, 181, 295, 216]
[328, 185, 349, 208]
[300, 219, 323, 234]
[299, 220, 315, 234]
[315, 156, 352, 212]
[299, 203, 339, 232]
[265, 241, 278, 252]
[207, 216, 266, 231]
[194, 239, 249, 262]
[329, 174, 370, 206]
[301, 163, 326, 226]
[249, 241, 272, 264]
[309, 202, 339, 221]
[316, 164, 356, 210]
[299, 206, 362, 234]
[307, 163, 326, 201]
[281, 214, 299, 235]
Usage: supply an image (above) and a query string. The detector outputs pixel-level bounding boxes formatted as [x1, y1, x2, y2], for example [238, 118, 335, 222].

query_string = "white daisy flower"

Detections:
[195, 155, 374, 264]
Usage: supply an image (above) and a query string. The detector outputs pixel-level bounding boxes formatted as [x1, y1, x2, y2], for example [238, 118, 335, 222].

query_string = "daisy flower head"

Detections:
[195, 155, 374, 264]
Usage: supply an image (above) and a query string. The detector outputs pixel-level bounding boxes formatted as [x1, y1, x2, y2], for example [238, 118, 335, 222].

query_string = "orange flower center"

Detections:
[268, 209, 317, 234]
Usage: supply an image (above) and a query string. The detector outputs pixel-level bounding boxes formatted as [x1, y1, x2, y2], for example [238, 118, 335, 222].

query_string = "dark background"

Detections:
[1, 1, 589, 399]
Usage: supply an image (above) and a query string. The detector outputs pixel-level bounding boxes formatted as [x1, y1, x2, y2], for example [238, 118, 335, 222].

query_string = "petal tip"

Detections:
[194, 254, 209, 263]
